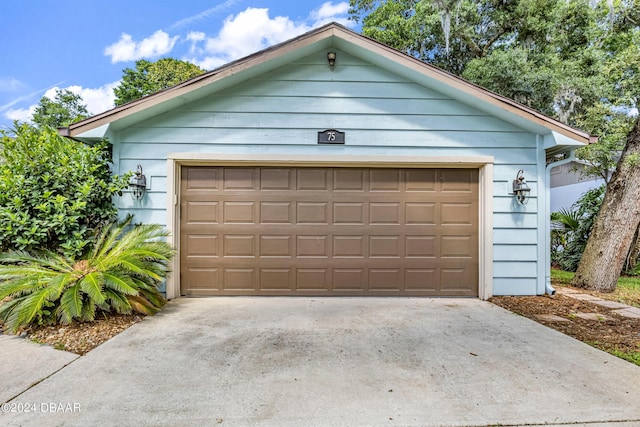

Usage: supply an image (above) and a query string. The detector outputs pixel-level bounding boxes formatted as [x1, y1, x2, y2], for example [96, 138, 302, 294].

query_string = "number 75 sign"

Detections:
[318, 129, 345, 144]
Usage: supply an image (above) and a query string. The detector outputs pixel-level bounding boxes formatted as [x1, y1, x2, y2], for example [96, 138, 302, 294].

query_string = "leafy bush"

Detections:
[0, 217, 174, 332]
[551, 185, 605, 271]
[0, 124, 129, 257]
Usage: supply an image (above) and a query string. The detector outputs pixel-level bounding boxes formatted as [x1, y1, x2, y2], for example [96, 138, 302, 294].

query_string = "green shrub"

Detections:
[0, 124, 129, 258]
[0, 216, 174, 332]
[551, 185, 605, 271]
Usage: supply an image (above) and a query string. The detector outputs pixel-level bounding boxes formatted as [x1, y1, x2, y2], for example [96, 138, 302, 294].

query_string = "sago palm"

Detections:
[0, 217, 174, 332]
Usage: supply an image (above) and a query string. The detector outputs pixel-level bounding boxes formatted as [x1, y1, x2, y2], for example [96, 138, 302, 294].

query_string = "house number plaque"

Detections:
[318, 129, 345, 144]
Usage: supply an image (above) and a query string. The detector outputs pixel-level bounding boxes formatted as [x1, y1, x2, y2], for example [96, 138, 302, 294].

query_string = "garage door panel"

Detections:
[260, 269, 294, 290]
[184, 234, 219, 258]
[297, 202, 329, 224]
[440, 169, 476, 192]
[406, 169, 437, 192]
[441, 235, 475, 258]
[223, 168, 256, 191]
[185, 167, 219, 191]
[260, 202, 292, 224]
[333, 269, 366, 291]
[296, 236, 329, 258]
[223, 268, 256, 290]
[369, 269, 402, 290]
[223, 201, 255, 224]
[333, 169, 366, 191]
[370, 202, 401, 224]
[180, 166, 478, 296]
[297, 169, 329, 190]
[260, 168, 293, 190]
[223, 235, 256, 258]
[260, 235, 293, 258]
[296, 269, 330, 290]
[405, 235, 437, 258]
[406, 202, 436, 224]
[185, 201, 219, 224]
[370, 236, 401, 258]
[370, 169, 402, 192]
[333, 202, 366, 224]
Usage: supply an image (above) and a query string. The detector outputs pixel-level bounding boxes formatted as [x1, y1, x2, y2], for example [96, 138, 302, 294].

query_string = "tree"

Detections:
[571, 116, 640, 291]
[113, 58, 206, 106]
[31, 88, 89, 128]
[351, 0, 640, 290]
[0, 124, 129, 258]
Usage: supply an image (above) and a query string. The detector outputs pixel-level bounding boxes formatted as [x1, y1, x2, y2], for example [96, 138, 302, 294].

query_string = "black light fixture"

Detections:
[129, 164, 147, 200]
[327, 51, 336, 67]
[512, 169, 531, 205]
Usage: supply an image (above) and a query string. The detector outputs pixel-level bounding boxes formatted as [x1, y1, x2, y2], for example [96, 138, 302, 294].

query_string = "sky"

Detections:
[0, 0, 357, 131]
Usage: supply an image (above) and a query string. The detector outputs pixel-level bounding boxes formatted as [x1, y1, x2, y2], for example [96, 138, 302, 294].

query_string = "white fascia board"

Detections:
[543, 131, 585, 151]
[74, 123, 110, 141]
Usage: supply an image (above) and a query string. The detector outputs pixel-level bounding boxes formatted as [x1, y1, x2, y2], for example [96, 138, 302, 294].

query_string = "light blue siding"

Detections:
[114, 50, 544, 296]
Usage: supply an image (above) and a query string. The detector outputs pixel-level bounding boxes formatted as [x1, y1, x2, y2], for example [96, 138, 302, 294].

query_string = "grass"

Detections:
[552, 268, 640, 367]
[551, 268, 640, 308]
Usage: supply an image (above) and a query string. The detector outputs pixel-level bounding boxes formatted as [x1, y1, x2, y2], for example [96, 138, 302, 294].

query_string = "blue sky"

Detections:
[0, 0, 356, 131]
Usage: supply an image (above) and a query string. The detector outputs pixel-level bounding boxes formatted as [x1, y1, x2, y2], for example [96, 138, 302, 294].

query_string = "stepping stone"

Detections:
[565, 293, 602, 301]
[535, 314, 570, 322]
[612, 307, 640, 319]
[555, 288, 580, 294]
[573, 312, 611, 321]
[590, 300, 630, 309]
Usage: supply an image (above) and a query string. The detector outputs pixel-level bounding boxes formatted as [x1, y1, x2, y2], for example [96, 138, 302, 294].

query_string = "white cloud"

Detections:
[310, 1, 351, 26]
[63, 83, 119, 115]
[188, 2, 353, 70]
[0, 77, 28, 93]
[5, 106, 35, 123]
[3, 82, 118, 124]
[170, 0, 241, 29]
[104, 30, 179, 63]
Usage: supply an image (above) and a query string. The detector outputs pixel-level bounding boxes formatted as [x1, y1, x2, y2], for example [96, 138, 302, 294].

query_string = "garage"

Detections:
[180, 166, 478, 296]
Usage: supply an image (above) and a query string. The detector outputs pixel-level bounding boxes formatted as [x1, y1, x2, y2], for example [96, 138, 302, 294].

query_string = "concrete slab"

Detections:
[573, 312, 612, 321]
[612, 307, 640, 319]
[555, 287, 581, 294]
[0, 335, 79, 403]
[591, 299, 632, 309]
[535, 314, 570, 322]
[566, 293, 602, 301]
[1, 298, 640, 427]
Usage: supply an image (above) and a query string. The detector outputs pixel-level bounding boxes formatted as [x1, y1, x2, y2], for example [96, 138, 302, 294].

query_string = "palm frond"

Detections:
[58, 283, 83, 324]
[78, 272, 106, 305]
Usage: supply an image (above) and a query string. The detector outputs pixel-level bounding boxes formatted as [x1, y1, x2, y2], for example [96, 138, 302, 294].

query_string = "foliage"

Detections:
[551, 185, 606, 272]
[113, 58, 206, 106]
[0, 217, 174, 333]
[32, 88, 89, 128]
[0, 124, 129, 258]
[574, 104, 634, 182]
[551, 268, 640, 308]
[350, 0, 636, 126]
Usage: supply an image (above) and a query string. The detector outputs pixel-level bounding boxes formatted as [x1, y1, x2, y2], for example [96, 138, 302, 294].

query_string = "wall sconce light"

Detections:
[327, 51, 336, 67]
[512, 169, 531, 205]
[129, 164, 147, 200]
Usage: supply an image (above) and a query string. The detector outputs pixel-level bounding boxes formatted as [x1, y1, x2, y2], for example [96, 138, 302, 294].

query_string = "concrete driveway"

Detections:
[2, 297, 640, 427]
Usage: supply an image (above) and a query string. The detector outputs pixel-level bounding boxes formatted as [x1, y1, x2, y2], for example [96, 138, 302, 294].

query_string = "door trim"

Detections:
[166, 153, 494, 300]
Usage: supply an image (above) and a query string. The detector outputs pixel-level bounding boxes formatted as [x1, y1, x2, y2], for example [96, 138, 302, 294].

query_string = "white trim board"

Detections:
[165, 153, 494, 300]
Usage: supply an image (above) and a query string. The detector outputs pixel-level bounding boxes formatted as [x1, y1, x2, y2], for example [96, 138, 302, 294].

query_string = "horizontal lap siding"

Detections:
[115, 51, 541, 295]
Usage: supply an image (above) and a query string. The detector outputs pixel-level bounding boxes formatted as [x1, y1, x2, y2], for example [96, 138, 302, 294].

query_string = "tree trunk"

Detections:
[572, 116, 640, 292]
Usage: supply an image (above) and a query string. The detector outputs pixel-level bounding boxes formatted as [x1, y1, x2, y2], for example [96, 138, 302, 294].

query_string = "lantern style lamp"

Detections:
[512, 169, 531, 205]
[327, 51, 336, 67]
[129, 164, 147, 200]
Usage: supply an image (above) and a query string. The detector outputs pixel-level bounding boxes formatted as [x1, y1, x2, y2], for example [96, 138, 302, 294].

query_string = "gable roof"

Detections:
[61, 22, 594, 153]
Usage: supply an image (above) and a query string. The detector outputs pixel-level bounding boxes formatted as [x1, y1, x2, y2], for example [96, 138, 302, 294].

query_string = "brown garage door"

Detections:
[180, 166, 478, 296]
